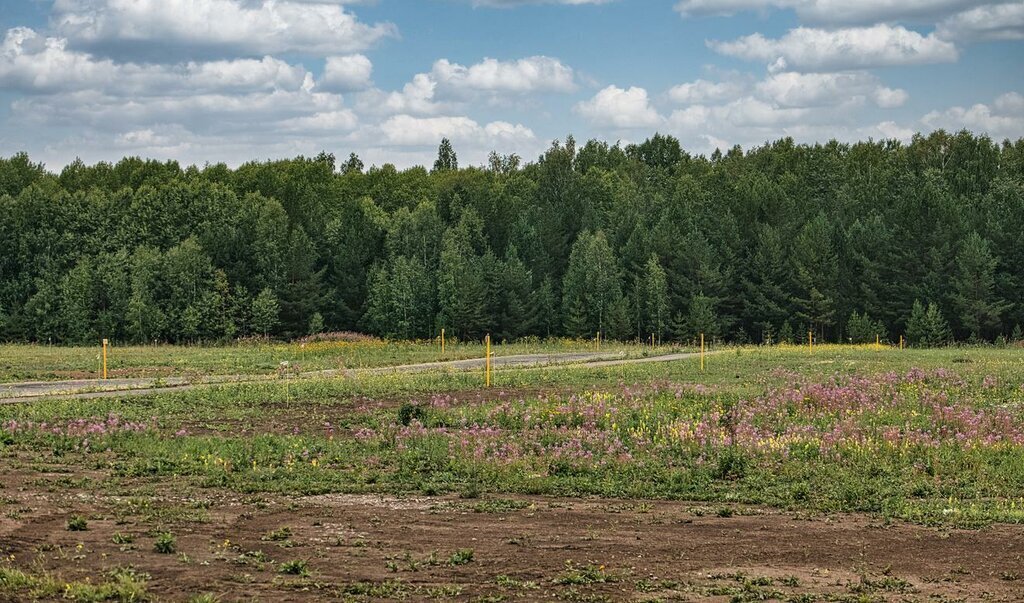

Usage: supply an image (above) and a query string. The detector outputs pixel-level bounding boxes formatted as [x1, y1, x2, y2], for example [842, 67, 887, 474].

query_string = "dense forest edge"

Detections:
[1, 130, 1022, 346]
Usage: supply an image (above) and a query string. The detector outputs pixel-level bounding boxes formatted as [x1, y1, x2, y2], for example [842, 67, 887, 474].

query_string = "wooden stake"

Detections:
[700, 332, 705, 372]
[485, 334, 491, 388]
[102, 338, 108, 380]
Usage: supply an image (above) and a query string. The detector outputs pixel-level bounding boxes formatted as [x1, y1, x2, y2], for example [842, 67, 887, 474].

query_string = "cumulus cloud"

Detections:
[51, 0, 396, 59]
[320, 55, 373, 91]
[922, 93, 1024, 140]
[756, 71, 907, 108]
[936, 3, 1024, 41]
[1, 27, 311, 95]
[431, 56, 576, 94]
[575, 85, 662, 128]
[710, 25, 959, 71]
[374, 114, 535, 147]
[667, 78, 747, 104]
[466, 0, 612, 6]
[674, 0, 1002, 25]
[354, 55, 576, 117]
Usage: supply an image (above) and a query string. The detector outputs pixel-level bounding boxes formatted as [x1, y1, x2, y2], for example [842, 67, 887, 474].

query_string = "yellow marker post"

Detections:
[102, 338, 108, 380]
[875, 334, 880, 350]
[900, 335, 904, 350]
[700, 332, 705, 373]
[441, 328, 445, 355]
[485, 334, 491, 388]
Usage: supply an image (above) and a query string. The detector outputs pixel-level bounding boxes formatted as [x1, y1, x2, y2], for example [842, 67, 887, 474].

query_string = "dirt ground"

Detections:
[2, 467, 1023, 602]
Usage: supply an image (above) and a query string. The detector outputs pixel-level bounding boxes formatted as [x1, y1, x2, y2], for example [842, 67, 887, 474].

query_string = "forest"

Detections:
[1, 130, 1022, 346]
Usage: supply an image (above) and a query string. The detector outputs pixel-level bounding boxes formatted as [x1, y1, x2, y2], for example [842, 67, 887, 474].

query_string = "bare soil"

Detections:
[1, 467, 1022, 602]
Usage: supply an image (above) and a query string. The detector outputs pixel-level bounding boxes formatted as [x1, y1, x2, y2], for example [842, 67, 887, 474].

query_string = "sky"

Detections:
[0, 0, 1022, 170]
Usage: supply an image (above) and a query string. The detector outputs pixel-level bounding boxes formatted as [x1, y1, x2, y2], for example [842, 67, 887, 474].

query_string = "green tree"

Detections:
[951, 232, 1011, 340]
[251, 287, 280, 338]
[791, 214, 839, 341]
[637, 255, 669, 342]
[561, 231, 625, 338]
[433, 138, 458, 173]
[906, 300, 951, 347]
[846, 310, 886, 344]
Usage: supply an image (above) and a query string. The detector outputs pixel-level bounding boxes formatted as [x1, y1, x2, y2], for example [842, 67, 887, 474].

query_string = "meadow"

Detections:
[0, 337, 644, 383]
[1, 344, 1023, 601]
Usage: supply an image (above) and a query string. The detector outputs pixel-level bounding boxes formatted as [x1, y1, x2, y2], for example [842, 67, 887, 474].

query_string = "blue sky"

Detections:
[1, 0, 1022, 170]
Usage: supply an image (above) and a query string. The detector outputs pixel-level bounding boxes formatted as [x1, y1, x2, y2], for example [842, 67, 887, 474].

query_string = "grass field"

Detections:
[0, 338, 648, 382]
[1, 345, 1023, 601]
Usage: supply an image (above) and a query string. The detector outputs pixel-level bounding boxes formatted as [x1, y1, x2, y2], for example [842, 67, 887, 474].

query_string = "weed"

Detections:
[154, 532, 176, 554]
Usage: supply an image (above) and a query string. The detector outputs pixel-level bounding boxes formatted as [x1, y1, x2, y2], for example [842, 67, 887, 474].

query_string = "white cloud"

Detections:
[667, 78, 747, 104]
[431, 56, 576, 94]
[995, 92, 1024, 114]
[709, 25, 959, 71]
[468, 0, 612, 6]
[1, 27, 311, 95]
[922, 95, 1024, 140]
[674, 0, 1002, 25]
[937, 3, 1024, 41]
[51, 0, 396, 59]
[575, 85, 663, 128]
[375, 114, 535, 147]
[320, 55, 373, 91]
[354, 55, 576, 116]
[756, 71, 907, 108]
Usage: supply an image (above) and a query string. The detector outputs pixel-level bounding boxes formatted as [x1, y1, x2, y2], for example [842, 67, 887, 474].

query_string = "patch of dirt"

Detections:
[1, 468, 1022, 601]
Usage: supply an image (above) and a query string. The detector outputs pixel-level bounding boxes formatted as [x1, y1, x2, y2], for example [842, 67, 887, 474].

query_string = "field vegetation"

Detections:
[1, 345, 1022, 600]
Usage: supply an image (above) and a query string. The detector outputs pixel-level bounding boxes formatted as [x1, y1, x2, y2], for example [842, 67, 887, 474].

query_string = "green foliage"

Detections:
[906, 300, 952, 347]
[250, 288, 280, 338]
[846, 310, 887, 344]
[1, 131, 1023, 344]
[153, 532, 176, 554]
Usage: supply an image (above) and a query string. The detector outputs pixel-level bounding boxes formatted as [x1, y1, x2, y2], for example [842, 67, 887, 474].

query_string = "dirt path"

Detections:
[0, 351, 705, 403]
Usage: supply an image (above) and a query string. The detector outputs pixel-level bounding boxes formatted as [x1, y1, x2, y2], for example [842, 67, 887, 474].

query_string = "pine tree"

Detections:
[847, 310, 886, 344]
[433, 138, 458, 173]
[685, 293, 719, 341]
[791, 214, 839, 340]
[308, 312, 325, 335]
[951, 232, 1011, 340]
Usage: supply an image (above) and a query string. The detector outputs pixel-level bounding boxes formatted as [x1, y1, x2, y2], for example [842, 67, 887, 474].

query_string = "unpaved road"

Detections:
[0, 351, 705, 403]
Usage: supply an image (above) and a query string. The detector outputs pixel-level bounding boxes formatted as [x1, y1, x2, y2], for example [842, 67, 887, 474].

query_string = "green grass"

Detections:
[1, 345, 1023, 527]
[0, 338, 647, 383]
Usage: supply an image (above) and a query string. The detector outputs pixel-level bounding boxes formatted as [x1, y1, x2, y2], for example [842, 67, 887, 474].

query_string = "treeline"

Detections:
[1, 130, 1022, 345]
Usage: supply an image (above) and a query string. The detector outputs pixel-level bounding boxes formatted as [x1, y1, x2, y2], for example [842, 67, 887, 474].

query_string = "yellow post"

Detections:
[485, 334, 491, 388]
[441, 328, 445, 355]
[102, 338, 108, 379]
[900, 335, 904, 350]
[700, 332, 705, 373]
[875, 334, 880, 350]
[808, 331, 813, 354]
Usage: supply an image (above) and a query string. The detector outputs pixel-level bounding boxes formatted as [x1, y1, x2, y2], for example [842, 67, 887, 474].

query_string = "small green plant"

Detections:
[154, 531, 176, 554]
[112, 532, 134, 544]
[554, 562, 616, 585]
[448, 549, 474, 566]
[262, 526, 292, 541]
[279, 559, 310, 576]
[66, 515, 88, 531]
